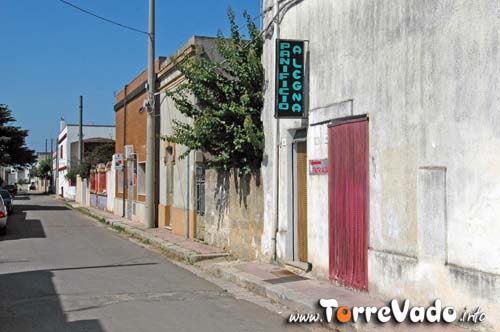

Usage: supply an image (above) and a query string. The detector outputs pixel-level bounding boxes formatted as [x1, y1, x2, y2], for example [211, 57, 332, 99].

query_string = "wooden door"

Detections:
[296, 141, 308, 262]
[165, 146, 174, 227]
[328, 118, 368, 291]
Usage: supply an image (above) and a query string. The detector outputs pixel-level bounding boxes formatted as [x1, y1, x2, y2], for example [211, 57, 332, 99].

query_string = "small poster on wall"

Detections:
[309, 159, 328, 175]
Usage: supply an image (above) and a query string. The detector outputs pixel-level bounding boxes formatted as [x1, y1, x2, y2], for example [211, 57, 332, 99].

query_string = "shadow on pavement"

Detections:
[0, 207, 46, 241]
[13, 196, 30, 201]
[0, 270, 105, 332]
[14, 204, 69, 211]
[31, 262, 159, 273]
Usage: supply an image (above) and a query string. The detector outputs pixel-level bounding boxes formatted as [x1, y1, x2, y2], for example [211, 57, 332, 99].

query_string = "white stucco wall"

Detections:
[262, 1, 500, 329]
[56, 124, 115, 200]
[158, 37, 219, 214]
[158, 78, 196, 213]
[106, 168, 115, 212]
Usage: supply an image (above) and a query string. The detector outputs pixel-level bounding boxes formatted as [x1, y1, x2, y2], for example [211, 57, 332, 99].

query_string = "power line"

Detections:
[57, 0, 149, 36]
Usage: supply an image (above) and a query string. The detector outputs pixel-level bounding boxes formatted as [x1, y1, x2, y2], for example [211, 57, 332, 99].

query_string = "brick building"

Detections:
[114, 58, 165, 225]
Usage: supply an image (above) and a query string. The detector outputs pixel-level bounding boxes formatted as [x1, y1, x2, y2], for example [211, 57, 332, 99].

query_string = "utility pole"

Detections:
[45, 139, 48, 193]
[50, 138, 53, 194]
[122, 85, 127, 218]
[79, 95, 84, 165]
[145, 0, 156, 228]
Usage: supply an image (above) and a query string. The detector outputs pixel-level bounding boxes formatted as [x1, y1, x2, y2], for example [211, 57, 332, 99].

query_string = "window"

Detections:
[195, 164, 205, 215]
[137, 162, 146, 195]
[59, 145, 63, 158]
[117, 169, 123, 194]
[166, 147, 174, 195]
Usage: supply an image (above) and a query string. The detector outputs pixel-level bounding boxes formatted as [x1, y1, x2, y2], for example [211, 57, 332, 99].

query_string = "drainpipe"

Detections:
[185, 152, 190, 239]
[271, 0, 280, 262]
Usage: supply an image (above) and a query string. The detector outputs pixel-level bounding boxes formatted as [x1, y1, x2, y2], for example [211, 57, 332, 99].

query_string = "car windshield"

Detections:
[0, 191, 10, 199]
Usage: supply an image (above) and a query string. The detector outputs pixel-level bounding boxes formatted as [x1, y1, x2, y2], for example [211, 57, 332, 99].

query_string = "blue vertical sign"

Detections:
[275, 39, 305, 118]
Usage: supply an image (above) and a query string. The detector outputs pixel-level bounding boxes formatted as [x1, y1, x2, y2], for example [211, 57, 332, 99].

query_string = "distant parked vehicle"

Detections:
[4, 184, 17, 196]
[29, 183, 36, 191]
[0, 190, 13, 214]
[0, 195, 7, 235]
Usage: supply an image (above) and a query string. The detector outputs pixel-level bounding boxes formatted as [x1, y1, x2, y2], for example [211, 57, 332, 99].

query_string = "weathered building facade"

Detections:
[157, 38, 203, 238]
[261, 0, 500, 330]
[157, 36, 264, 259]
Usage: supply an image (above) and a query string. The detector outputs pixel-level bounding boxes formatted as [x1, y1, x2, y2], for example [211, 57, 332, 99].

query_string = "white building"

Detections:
[261, 1, 500, 330]
[57, 120, 115, 200]
[1, 166, 28, 186]
[28, 152, 51, 191]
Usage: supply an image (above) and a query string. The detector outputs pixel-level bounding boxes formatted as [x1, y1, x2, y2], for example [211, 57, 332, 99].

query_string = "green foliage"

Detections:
[32, 158, 52, 180]
[0, 104, 36, 167]
[76, 143, 115, 179]
[17, 178, 29, 185]
[86, 143, 115, 167]
[112, 225, 125, 233]
[162, 8, 264, 174]
[64, 167, 80, 182]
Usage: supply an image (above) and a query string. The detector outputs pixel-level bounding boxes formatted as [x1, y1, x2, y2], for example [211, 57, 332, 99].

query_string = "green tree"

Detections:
[17, 178, 29, 185]
[75, 143, 115, 179]
[33, 158, 52, 180]
[163, 9, 264, 174]
[0, 104, 36, 167]
[64, 167, 79, 183]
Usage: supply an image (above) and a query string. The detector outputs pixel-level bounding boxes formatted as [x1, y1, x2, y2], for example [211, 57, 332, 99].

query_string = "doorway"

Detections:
[165, 145, 174, 228]
[328, 117, 368, 291]
[292, 131, 308, 263]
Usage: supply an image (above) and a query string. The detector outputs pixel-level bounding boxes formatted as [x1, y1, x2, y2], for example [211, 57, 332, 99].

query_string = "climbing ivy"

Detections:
[162, 9, 264, 174]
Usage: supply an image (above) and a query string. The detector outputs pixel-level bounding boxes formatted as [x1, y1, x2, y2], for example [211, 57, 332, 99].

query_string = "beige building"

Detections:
[157, 36, 265, 259]
[157, 36, 217, 239]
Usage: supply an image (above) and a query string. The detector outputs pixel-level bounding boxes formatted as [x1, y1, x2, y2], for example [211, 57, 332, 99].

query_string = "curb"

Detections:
[63, 201, 469, 332]
[199, 262, 354, 331]
[200, 262, 317, 311]
[67, 202, 347, 330]
[66, 203, 231, 265]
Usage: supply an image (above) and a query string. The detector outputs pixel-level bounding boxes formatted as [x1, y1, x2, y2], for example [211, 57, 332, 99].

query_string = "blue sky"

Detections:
[0, 0, 260, 152]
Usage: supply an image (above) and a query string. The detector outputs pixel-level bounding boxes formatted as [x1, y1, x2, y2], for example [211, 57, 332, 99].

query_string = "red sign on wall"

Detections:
[309, 159, 328, 175]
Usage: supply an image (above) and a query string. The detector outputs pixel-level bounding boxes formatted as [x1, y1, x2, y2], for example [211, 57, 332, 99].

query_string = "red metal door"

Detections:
[328, 118, 368, 291]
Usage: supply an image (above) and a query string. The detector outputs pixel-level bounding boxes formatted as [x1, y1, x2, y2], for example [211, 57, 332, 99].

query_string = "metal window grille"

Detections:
[195, 164, 205, 215]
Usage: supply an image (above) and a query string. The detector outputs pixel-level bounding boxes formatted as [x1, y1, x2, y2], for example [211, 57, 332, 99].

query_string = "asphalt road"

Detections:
[0, 194, 301, 332]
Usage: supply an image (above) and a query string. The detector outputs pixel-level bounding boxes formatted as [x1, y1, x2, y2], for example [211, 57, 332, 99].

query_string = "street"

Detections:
[0, 194, 301, 332]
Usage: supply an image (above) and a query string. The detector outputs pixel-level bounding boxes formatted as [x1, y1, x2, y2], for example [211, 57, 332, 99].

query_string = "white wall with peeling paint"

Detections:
[261, 1, 500, 330]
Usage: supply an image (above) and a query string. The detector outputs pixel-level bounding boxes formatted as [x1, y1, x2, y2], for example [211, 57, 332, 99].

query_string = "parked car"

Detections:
[0, 190, 13, 214]
[0, 195, 7, 235]
[4, 184, 17, 196]
[29, 183, 36, 191]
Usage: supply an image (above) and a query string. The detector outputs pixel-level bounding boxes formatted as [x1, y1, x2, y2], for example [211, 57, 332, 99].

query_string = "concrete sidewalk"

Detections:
[197, 261, 474, 332]
[66, 201, 230, 263]
[66, 201, 474, 332]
